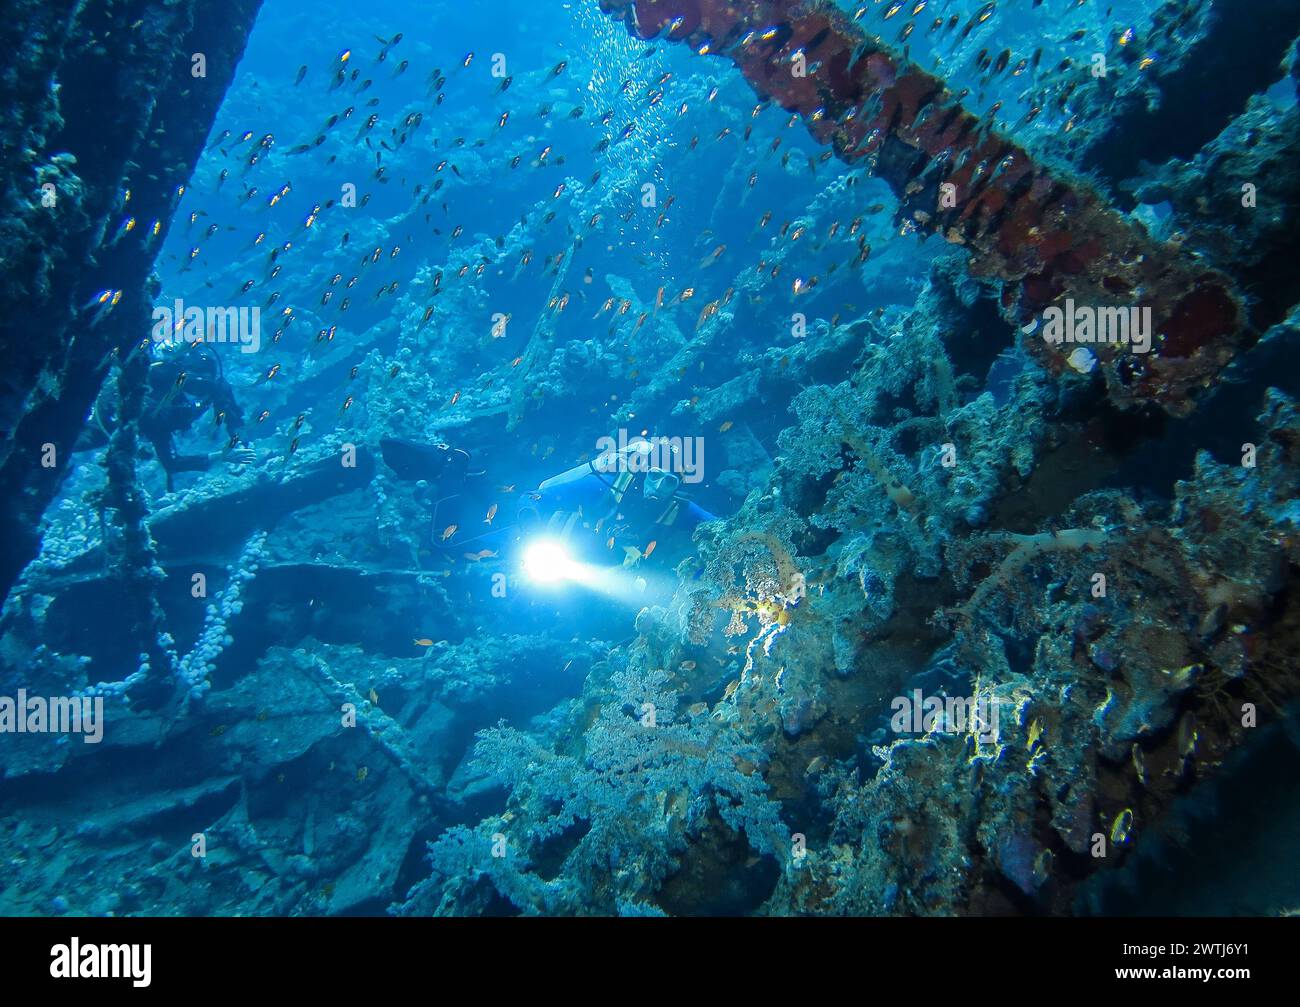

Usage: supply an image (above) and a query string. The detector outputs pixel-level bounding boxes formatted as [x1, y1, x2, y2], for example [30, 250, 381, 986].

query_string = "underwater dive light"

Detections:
[522, 539, 577, 584]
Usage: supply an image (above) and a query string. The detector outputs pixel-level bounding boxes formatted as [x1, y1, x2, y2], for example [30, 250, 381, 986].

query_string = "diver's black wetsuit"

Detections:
[78, 357, 245, 490]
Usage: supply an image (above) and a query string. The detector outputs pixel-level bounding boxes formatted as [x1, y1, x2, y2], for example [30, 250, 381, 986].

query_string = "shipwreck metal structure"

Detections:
[600, 0, 1255, 415]
[0, 0, 263, 606]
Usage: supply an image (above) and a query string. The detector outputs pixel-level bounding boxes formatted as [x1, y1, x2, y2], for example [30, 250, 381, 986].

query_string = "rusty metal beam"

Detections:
[600, 0, 1248, 416]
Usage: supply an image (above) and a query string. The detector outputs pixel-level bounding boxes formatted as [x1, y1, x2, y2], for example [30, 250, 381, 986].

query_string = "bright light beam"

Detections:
[521, 536, 678, 606]
[522, 539, 577, 584]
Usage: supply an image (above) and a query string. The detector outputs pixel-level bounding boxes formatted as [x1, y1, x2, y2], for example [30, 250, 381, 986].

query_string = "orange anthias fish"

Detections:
[440, 524, 458, 541]
[719, 420, 734, 433]
[644, 540, 657, 558]
[484, 503, 498, 524]
[695, 300, 719, 331]
[413, 638, 435, 647]
[448, 390, 461, 406]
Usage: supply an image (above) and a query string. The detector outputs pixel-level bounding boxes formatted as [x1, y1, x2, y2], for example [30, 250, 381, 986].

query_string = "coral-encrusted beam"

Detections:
[600, 0, 1246, 416]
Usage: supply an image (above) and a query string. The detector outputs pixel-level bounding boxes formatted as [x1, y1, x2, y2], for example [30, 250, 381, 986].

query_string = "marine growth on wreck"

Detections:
[2, 0, 1300, 921]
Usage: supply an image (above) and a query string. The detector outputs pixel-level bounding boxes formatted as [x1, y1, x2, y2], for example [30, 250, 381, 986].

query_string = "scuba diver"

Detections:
[78, 344, 254, 491]
[517, 435, 716, 567]
[378, 434, 716, 569]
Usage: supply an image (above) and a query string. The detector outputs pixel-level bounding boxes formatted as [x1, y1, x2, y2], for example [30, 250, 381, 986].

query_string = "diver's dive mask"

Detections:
[644, 468, 680, 501]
